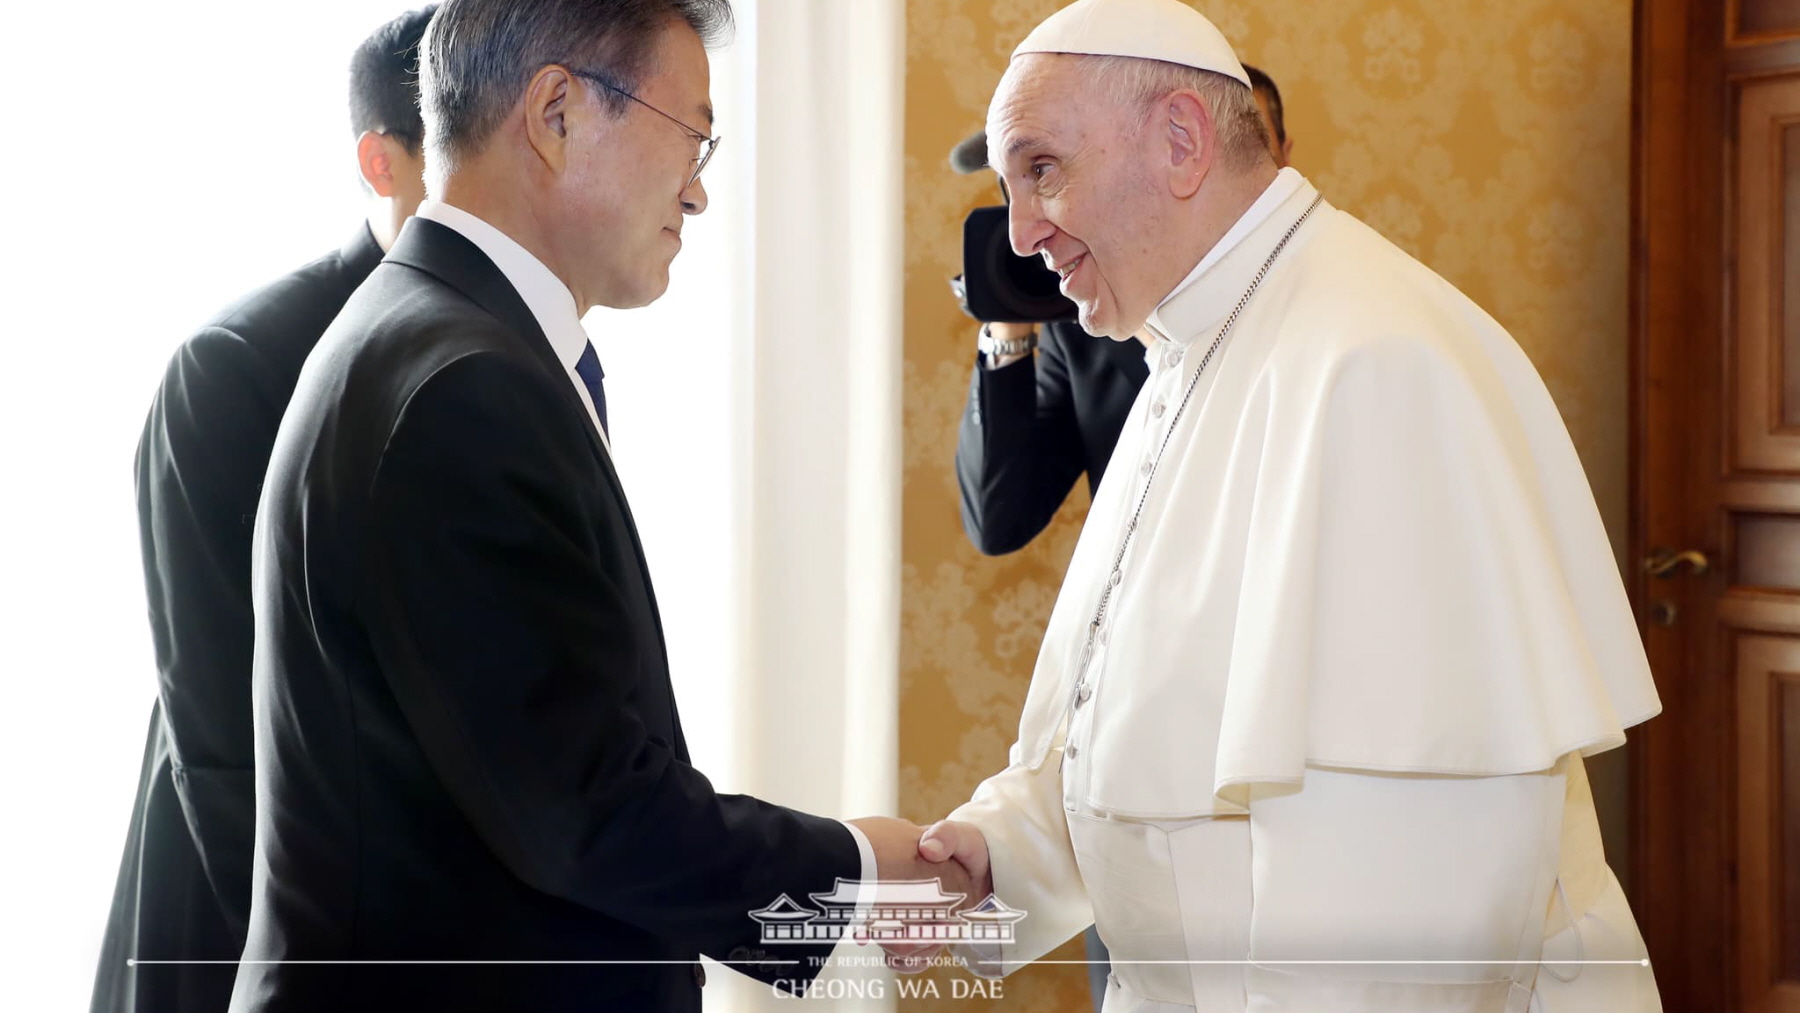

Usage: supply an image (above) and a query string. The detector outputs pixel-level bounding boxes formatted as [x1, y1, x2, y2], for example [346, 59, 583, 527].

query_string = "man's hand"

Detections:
[858, 818, 995, 973]
[981, 321, 1037, 370]
[847, 816, 973, 893]
[847, 817, 971, 968]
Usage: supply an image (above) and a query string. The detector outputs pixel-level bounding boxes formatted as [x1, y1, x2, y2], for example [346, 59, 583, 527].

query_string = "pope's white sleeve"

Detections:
[946, 750, 1093, 975]
[1242, 763, 1565, 1012]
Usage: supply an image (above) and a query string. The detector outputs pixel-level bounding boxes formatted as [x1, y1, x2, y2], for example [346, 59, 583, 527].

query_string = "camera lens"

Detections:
[961, 205, 1076, 322]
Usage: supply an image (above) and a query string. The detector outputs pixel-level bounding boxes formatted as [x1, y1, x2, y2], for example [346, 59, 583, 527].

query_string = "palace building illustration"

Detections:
[748, 879, 1027, 945]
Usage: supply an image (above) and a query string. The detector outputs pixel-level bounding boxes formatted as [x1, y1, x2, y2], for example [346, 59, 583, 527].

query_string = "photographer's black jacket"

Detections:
[954, 320, 1150, 555]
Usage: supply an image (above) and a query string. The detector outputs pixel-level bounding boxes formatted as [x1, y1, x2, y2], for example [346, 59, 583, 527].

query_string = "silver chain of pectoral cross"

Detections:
[1069, 194, 1325, 703]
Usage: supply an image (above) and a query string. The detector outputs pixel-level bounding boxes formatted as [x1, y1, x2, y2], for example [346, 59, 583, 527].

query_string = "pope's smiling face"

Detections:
[987, 55, 1172, 341]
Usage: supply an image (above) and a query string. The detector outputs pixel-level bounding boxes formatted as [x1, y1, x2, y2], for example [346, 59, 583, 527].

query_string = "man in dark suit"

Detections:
[232, 3, 944, 1011]
[954, 64, 1291, 557]
[92, 11, 437, 1013]
[955, 312, 1149, 555]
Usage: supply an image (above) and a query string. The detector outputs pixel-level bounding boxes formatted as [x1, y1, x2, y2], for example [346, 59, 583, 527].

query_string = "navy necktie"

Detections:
[573, 340, 609, 439]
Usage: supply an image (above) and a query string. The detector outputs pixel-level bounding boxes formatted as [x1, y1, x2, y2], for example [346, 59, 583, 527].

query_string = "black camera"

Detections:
[954, 205, 1077, 324]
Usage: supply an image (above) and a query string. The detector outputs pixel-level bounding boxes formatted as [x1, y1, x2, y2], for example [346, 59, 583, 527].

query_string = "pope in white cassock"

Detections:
[900, 0, 1665, 1010]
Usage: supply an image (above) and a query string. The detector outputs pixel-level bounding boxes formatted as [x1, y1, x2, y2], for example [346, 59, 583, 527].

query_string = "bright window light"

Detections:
[0, 4, 745, 1009]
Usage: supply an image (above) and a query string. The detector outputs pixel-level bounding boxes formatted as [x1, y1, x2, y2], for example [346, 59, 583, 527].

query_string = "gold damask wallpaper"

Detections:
[895, 0, 1632, 1009]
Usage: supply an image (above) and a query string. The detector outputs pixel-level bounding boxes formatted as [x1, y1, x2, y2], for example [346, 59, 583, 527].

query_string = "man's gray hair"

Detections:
[1087, 55, 1271, 170]
[419, 0, 732, 171]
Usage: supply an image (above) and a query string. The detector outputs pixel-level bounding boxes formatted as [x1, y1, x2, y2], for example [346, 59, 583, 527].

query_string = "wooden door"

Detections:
[1634, 0, 1800, 1009]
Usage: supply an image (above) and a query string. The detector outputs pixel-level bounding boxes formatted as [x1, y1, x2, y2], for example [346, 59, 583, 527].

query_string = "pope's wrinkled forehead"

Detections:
[985, 55, 1085, 174]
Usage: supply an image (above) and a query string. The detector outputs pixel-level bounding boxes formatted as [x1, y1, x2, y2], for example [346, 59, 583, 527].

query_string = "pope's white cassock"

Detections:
[945, 7, 1664, 1012]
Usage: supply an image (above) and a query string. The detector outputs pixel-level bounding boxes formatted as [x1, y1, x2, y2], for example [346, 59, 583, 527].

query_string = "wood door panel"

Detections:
[1739, 516, 1800, 588]
[1727, 73, 1800, 1013]
[1735, 75, 1800, 472]
[1737, 633, 1800, 1008]
[1738, 0, 1800, 40]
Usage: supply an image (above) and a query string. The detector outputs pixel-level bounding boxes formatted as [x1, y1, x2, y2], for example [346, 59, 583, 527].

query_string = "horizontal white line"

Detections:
[128, 959, 797, 966]
[129, 958, 1651, 967]
[1023, 959, 1652, 967]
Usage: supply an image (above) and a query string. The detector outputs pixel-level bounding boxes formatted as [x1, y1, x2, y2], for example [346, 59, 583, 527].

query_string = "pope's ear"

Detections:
[1163, 89, 1213, 199]
[523, 64, 576, 172]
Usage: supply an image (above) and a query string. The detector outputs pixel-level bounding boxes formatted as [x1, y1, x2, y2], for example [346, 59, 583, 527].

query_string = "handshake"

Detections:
[846, 817, 995, 972]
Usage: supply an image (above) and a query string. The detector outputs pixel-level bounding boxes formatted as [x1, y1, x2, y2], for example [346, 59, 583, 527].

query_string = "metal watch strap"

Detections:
[979, 324, 1038, 359]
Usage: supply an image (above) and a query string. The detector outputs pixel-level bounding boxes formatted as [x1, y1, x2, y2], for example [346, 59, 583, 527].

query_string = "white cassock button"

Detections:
[1076, 684, 1092, 705]
[1140, 459, 1153, 476]
[1066, 744, 1080, 760]
[1110, 568, 1122, 586]
[1099, 625, 1111, 646]
[1151, 401, 1166, 418]
[1163, 347, 1184, 369]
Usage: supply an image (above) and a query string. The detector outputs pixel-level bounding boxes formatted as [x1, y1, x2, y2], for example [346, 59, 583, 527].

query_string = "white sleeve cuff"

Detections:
[839, 820, 878, 921]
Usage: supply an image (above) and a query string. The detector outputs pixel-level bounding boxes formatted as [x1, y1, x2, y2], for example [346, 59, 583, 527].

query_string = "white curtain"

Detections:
[597, 1, 906, 1008]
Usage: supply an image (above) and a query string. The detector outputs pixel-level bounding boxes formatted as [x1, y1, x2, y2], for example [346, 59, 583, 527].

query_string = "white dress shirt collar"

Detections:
[415, 200, 608, 448]
[416, 200, 588, 367]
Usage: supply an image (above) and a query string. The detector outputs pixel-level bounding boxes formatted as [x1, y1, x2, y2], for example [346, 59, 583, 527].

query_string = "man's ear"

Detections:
[523, 65, 577, 173]
[1163, 89, 1213, 200]
[356, 131, 399, 197]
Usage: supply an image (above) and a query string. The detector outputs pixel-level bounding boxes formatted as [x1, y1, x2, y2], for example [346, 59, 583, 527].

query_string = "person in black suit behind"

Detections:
[92, 11, 436, 1013]
[955, 63, 1292, 557]
[233, 3, 948, 1011]
[954, 311, 1148, 556]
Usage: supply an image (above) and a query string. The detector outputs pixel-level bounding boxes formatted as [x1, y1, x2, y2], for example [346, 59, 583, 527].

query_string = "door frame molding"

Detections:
[1630, 0, 1735, 1006]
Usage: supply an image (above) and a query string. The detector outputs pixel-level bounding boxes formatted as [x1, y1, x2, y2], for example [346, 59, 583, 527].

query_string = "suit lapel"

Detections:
[383, 219, 686, 758]
[383, 219, 628, 497]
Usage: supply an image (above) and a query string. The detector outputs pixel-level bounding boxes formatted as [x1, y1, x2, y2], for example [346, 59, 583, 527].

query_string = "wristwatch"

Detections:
[977, 324, 1038, 359]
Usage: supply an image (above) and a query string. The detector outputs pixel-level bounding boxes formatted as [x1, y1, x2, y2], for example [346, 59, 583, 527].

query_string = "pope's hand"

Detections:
[919, 819, 992, 902]
[846, 817, 977, 965]
[847, 816, 969, 888]
[876, 819, 995, 973]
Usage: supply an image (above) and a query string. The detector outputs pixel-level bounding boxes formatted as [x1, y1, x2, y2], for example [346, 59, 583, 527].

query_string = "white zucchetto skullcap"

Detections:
[1013, 0, 1251, 88]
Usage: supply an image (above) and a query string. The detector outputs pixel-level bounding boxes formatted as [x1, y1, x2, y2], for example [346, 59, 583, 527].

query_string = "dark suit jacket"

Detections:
[954, 320, 1150, 555]
[231, 217, 859, 1013]
[93, 226, 386, 1013]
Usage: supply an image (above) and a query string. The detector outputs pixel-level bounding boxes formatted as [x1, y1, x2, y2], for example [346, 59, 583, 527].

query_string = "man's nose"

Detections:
[682, 176, 708, 215]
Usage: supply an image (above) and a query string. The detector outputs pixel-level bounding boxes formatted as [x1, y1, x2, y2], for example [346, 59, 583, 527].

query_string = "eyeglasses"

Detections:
[570, 69, 719, 191]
